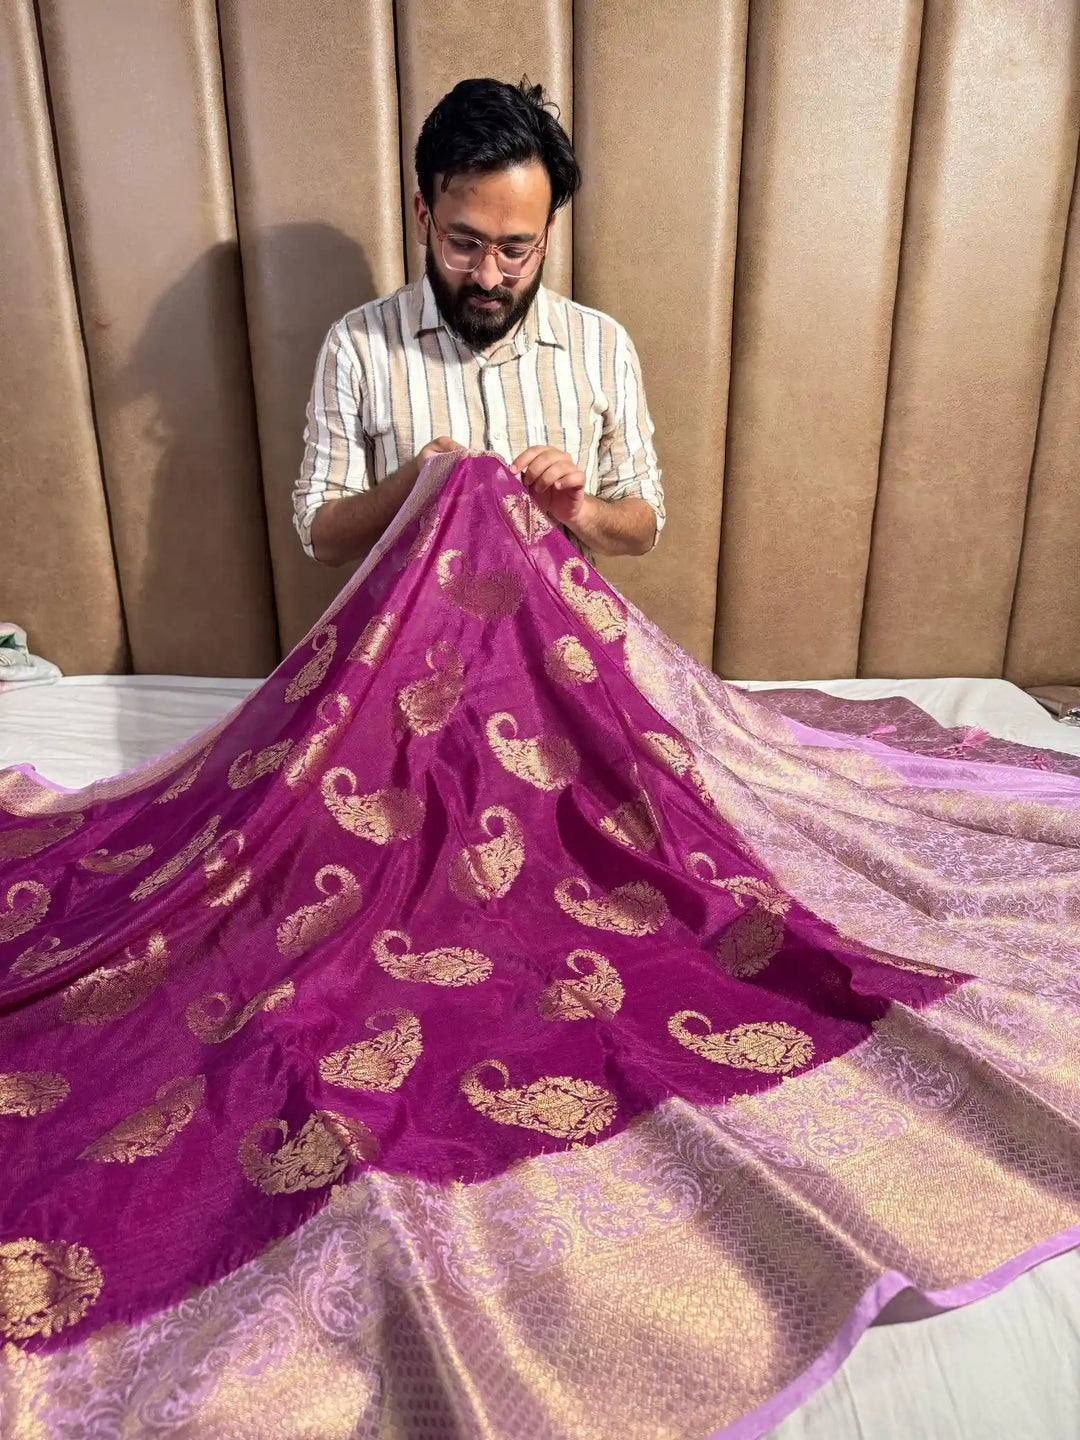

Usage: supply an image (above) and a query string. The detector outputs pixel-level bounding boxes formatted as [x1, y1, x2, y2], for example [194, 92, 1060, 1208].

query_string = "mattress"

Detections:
[2, 671, 1079, 1439]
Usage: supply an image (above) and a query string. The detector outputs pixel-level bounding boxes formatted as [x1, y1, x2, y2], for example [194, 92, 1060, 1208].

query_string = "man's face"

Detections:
[415, 162, 552, 348]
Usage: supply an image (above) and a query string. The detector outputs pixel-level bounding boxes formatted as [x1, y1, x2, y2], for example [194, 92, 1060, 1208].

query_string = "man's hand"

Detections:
[310, 436, 465, 566]
[417, 435, 464, 472]
[510, 446, 586, 527]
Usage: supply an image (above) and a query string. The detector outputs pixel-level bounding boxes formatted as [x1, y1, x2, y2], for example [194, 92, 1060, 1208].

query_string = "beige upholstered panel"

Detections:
[396, 0, 573, 297]
[860, 0, 1080, 679]
[716, 0, 921, 680]
[217, 0, 405, 654]
[1006, 149, 1080, 688]
[35, 0, 277, 676]
[0, 0, 125, 675]
[575, 0, 748, 667]
[3, 5, 1080, 685]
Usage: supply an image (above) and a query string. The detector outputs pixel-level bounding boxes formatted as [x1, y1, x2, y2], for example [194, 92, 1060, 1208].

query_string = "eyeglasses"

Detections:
[428, 217, 548, 280]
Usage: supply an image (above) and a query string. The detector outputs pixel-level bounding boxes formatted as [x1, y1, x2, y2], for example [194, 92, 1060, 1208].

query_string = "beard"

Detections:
[425, 245, 545, 349]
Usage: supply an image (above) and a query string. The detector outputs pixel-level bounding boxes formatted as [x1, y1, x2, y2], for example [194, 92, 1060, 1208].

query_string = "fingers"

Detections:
[509, 445, 551, 476]
[526, 458, 585, 497]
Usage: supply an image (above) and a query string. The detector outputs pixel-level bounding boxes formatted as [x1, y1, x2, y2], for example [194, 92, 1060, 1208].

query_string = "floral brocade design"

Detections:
[185, 981, 295, 1044]
[668, 1014, 815, 1074]
[554, 878, 668, 936]
[437, 549, 525, 621]
[77, 844, 155, 875]
[543, 634, 598, 686]
[460, 1060, 618, 1140]
[537, 951, 624, 1021]
[80, 1077, 206, 1163]
[559, 558, 627, 642]
[227, 740, 293, 790]
[276, 866, 362, 959]
[448, 807, 524, 902]
[0, 813, 84, 862]
[485, 713, 580, 791]
[239, 1111, 376, 1195]
[130, 817, 220, 902]
[320, 772, 425, 844]
[59, 931, 169, 1025]
[502, 490, 553, 545]
[373, 931, 493, 987]
[318, 1009, 423, 1092]
[394, 643, 465, 736]
[0, 881, 50, 945]
[0, 1239, 102, 1342]
[0, 1071, 69, 1117]
[284, 625, 337, 703]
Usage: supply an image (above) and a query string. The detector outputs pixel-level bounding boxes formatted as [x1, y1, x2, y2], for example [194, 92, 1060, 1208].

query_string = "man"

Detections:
[293, 77, 664, 567]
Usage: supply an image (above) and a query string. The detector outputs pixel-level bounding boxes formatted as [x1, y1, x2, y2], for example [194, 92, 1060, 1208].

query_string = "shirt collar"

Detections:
[409, 276, 568, 351]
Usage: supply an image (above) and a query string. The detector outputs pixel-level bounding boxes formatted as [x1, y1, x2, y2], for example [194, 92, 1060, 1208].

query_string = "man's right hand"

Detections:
[310, 437, 465, 567]
[414, 436, 464, 477]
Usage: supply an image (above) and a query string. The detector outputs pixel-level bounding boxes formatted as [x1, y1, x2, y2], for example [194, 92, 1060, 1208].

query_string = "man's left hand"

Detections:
[510, 447, 587, 527]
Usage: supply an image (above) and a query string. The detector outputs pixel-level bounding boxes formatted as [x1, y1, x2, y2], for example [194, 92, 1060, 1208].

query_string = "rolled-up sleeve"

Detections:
[293, 320, 368, 557]
[595, 329, 665, 547]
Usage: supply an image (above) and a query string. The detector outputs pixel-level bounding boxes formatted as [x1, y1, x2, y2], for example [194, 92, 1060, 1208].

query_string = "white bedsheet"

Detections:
[2, 671, 1079, 1439]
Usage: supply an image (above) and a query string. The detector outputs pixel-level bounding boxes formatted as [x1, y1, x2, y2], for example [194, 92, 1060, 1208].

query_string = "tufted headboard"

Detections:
[2, 0, 1078, 684]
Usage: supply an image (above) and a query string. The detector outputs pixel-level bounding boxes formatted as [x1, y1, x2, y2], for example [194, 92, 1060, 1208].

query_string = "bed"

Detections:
[3, 672, 1079, 1439]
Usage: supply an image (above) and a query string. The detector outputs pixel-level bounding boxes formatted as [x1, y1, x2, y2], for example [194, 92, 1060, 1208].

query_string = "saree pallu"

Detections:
[1, 452, 1079, 1440]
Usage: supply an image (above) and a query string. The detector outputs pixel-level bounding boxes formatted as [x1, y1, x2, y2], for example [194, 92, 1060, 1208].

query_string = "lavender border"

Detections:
[712, 1223, 1080, 1440]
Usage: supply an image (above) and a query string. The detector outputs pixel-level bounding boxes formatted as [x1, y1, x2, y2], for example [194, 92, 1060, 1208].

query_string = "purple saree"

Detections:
[2, 453, 1080, 1439]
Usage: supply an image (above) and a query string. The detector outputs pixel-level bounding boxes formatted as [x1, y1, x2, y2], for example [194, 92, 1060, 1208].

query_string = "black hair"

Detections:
[414, 77, 581, 217]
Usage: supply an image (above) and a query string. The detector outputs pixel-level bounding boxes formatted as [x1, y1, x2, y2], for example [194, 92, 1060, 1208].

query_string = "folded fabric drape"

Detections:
[2, 454, 1078, 1440]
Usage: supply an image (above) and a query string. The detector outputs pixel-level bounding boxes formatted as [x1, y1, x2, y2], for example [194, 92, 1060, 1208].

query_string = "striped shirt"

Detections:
[293, 276, 665, 557]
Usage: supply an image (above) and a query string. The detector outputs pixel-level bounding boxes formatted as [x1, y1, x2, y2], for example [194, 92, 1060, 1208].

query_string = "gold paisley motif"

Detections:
[185, 980, 295, 1043]
[395, 642, 465, 735]
[668, 1012, 814, 1074]
[284, 624, 337, 703]
[202, 829, 251, 908]
[239, 1110, 377, 1196]
[80, 1076, 205, 1163]
[318, 1008, 422, 1092]
[717, 906, 786, 979]
[642, 732, 712, 804]
[537, 951, 624, 1021]
[227, 739, 293, 790]
[436, 549, 525, 620]
[559, 558, 626, 642]
[0, 813, 84, 862]
[284, 694, 352, 789]
[349, 612, 398, 667]
[276, 865, 362, 959]
[373, 930, 492, 986]
[448, 806, 524, 901]
[77, 844, 154, 875]
[0, 881, 50, 945]
[554, 877, 668, 936]
[153, 747, 210, 805]
[485, 713, 579, 790]
[60, 930, 168, 1025]
[543, 634, 598, 686]
[130, 816, 220, 902]
[503, 490, 553, 544]
[405, 503, 441, 563]
[460, 1060, 617, 1140]
[321, 770, 425, 844]
[9, 935, 91, 980]
[599, 793, 658, 852]
[0, 1238, 103, 1341]
[685, 854, 790, 916]
[0, 1072, 69, 1117]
